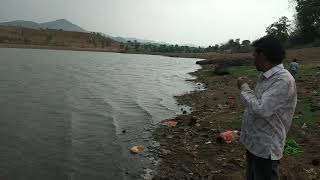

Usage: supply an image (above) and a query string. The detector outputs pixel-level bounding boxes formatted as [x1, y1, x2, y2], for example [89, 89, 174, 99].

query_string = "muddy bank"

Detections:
[151, 54, 320, 179]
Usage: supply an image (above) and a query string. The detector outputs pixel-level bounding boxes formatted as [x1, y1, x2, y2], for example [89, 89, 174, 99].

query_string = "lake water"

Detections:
[0, 48, 200, 180]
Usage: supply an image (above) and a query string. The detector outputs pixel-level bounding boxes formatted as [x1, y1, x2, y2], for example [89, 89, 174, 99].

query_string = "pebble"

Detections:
[312, 159, 319, 166]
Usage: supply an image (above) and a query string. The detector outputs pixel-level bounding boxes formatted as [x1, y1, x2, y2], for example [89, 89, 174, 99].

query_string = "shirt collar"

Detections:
[263, 64, 284, 79]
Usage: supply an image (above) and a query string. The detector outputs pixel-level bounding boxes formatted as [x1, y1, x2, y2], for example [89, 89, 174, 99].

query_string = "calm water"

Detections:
[0, 48, 200, 180]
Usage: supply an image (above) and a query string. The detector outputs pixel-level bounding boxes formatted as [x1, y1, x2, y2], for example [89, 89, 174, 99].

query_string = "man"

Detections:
[288, 59, 299, 78]
[237, 36, 297, 180]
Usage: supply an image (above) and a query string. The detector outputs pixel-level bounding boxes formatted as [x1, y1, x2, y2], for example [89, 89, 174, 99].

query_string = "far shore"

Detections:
[0, 43, 122, 53]
[0, 43, 199, 58]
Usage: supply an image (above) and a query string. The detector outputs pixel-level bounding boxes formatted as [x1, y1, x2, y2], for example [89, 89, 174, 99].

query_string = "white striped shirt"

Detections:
[240, 64, 297, 160]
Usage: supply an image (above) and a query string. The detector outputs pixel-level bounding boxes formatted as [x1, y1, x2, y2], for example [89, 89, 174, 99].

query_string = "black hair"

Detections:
[293, 59, 297, 62]
[252, 36, 286, 64]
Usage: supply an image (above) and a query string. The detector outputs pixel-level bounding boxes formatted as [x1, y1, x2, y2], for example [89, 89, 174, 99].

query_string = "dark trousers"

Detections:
[246, 150, 279, 180]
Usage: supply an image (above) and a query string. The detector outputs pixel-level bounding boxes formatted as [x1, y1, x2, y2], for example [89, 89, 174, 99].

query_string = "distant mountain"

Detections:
[0, 19, 87, 32]
[40, 19, 87, 32]
[0, 20, 41, 29]
[109, 36, 162, 45]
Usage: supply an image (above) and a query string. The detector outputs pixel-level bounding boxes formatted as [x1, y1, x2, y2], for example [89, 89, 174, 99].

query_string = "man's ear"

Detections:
[259, 53, 268, 63]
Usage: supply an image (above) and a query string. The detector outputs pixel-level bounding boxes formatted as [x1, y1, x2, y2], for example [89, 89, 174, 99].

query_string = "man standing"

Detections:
[237, 36, 297, 180]
[288, 59, 299, 78]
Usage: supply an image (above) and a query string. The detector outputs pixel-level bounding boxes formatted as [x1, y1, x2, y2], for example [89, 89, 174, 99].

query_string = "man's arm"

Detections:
[240, 79, 290, 118]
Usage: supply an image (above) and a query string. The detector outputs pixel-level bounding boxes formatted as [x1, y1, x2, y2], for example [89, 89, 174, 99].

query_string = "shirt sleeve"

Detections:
[240, 79, 290, 118]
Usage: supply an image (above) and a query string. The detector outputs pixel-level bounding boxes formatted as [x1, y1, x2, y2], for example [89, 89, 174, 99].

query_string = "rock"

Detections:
[161, 149, 172, 156]
[213, 65, 230, 75]
[151, 141, 160, 148]
[222, 162, 228, 167]
[302, 123, 308, 129]
[210, 129, 219, 133]
[188, 117, 198, 126]
[166, 135, 174, 139]
[293, 115, 302, 120]
[312, 159, 319, 166]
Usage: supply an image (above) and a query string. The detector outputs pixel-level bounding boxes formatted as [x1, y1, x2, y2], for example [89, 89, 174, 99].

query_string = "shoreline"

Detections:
[0, 43, 206, 59]
[0, 43, 122, 53]
[150, 48, 320, 179]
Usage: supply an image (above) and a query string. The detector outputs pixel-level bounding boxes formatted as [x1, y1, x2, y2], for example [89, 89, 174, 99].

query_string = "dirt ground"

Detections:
[151, 47, 320, 180]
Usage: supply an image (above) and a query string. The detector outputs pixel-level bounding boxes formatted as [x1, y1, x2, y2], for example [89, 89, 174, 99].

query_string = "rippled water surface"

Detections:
[0, 48, 200, 180]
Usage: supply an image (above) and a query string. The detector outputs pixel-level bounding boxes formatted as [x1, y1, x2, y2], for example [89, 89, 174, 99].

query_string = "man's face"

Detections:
[252, 50, 265, 72]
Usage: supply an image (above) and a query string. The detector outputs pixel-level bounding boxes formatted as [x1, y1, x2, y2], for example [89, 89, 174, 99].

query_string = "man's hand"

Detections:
[237, 76, 250, 89]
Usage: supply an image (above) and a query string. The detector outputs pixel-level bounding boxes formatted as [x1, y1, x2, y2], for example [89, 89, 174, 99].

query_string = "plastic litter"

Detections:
[130, 145, 144, 154]
[162, 119, 178, 127]
[218, 130, 240, 144]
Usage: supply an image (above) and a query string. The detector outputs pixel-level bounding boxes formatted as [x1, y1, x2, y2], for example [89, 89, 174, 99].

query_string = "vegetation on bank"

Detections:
[0, 26, 119, 49]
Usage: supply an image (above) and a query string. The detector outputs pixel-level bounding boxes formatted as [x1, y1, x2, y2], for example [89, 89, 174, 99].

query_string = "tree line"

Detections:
[120, 38, 253, 54]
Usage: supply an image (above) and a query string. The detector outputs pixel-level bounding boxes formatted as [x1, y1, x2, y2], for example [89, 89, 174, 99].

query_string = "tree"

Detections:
[105, 38, 111, 47]
[222, 39, 241, 52]
[240, 40, 252, 52]
[133, 40, 140, 51]
[46, 34, 53, 42]
[241, 40, 251, 46]
[294, 0, 320, 42]
[266, 16, 291, 41]
[120, 43, 124, 49]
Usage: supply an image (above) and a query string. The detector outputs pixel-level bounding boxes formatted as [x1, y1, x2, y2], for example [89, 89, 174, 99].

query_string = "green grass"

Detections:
[228, 64, 317, 81]
[293, 64, 320, 126]
[294, 95, 320, 127]
[295, 64, 318, 81]
[228, 64, 320, 126]
[228, 65, 260, 80]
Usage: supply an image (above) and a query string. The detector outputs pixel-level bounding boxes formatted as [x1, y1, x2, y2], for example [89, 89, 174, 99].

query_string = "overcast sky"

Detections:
[0, 0, 294, 46]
